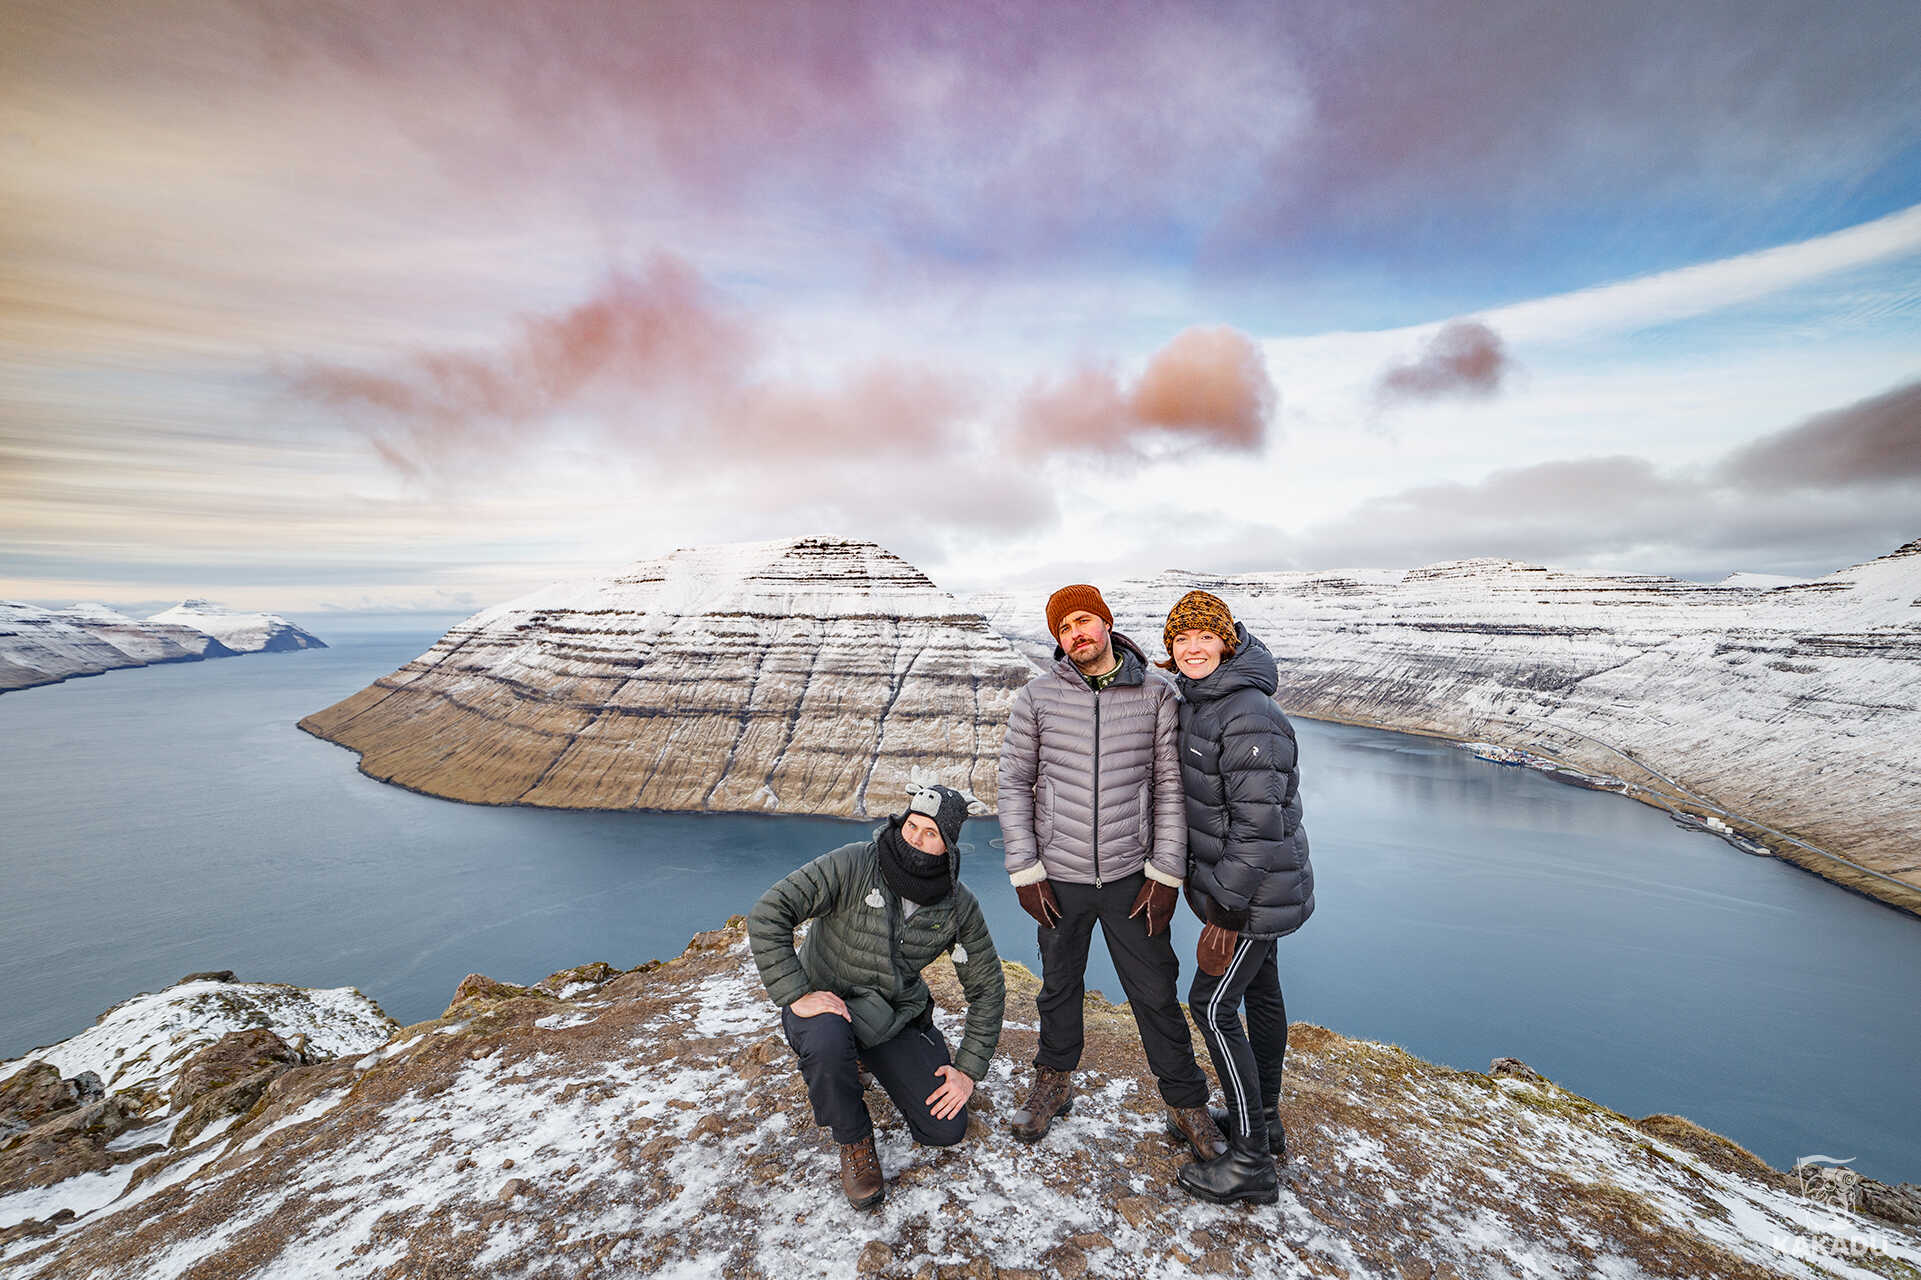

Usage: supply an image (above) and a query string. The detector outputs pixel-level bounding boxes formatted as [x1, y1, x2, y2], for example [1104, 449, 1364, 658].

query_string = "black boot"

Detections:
[1176, 1131, 1280, 1205]
[1202, 1102, 1286, 1160]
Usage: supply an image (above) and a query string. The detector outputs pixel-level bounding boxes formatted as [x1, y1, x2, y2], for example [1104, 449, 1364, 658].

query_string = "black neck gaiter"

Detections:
[877, 821, 951, 906]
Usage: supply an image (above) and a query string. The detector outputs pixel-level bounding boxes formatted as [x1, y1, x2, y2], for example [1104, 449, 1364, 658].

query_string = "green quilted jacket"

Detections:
[747, 836, 1005, 1080]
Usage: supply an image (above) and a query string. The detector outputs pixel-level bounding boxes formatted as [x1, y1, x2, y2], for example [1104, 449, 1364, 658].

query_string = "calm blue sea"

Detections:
[2, 633, 1916, 1180]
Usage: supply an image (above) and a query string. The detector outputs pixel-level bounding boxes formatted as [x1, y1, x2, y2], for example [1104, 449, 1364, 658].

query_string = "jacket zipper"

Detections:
[884, 879, 905, 999]
[1092, 685, 1103, 889]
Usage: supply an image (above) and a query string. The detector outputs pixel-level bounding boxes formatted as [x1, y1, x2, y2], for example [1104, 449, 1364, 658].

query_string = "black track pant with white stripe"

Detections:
[1186, 936, 1287, 1148]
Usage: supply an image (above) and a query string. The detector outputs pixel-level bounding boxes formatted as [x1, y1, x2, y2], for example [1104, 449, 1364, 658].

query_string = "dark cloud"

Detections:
[1375, 320, 1511, 402]
[1269, 382, 1921, 578]
[1718, 379, 1921, 489]
[1015, 327, 1276, 456]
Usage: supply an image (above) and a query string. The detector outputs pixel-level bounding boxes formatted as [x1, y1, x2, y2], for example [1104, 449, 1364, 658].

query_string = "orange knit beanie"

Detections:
[1045, 584, 1113, 639]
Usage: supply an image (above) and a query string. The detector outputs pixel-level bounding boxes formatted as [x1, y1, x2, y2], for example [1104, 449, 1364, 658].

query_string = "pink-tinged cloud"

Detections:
[290, 257, 979, 475]
[1017, 326, 1276, 455]
[1375, 320, 1511, 402]
[291, 257, 746, 454]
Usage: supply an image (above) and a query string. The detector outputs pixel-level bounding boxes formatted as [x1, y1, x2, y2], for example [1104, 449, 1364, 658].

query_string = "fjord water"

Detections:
[2, 633, 1917, 1181]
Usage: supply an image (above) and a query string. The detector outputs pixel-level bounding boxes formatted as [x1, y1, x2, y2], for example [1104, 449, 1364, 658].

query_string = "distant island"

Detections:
[0, 599, 325, 694]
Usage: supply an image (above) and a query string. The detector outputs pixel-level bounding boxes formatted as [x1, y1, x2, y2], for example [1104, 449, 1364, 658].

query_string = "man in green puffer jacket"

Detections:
[748, 780, 1005, 1209]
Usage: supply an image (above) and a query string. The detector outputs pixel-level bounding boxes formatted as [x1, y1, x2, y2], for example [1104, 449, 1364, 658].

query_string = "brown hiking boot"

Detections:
[1009, 1066, 1075, 1143]
[838, 1136, 884, 1209]
[1168, 1104, 1228, 1161]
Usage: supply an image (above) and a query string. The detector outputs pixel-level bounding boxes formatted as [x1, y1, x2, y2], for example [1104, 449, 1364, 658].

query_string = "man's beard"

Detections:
[1068, 637, 1116, 675]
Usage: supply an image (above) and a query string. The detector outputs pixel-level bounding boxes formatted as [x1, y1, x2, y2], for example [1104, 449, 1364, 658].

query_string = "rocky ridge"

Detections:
[299, 537, 1036, 817]
[3, 924, 1918, 1279]
[971, 540, 1921, 914]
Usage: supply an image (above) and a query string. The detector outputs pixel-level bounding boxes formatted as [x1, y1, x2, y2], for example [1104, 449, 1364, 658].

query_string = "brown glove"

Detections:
[1197, 923, 1239, 977]
[1127, 878, 1179, 937]
[1016, 878, 1063, 928]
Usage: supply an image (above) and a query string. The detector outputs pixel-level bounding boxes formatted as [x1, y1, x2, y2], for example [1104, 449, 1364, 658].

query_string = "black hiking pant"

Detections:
[1187, 935, 1287, 1147]
[1033, 870, 1210, 1108]
[781, 1006, 968, 1147]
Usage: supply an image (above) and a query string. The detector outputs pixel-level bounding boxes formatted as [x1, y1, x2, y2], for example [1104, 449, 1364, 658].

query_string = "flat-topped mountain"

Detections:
[6, 924, 1918, 1276]
[973, 540, 1921, 914]
[299, 537, 1037, 817]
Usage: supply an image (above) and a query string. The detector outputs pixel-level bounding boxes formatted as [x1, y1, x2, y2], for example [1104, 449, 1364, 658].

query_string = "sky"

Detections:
[4, 0, 1919, 622]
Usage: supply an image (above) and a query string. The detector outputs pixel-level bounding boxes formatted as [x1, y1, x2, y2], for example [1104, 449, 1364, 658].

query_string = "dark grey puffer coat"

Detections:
[998, 633, 1187, 890]
[1175, 626, 1314, 940]
[746, 834, 1005, 1080]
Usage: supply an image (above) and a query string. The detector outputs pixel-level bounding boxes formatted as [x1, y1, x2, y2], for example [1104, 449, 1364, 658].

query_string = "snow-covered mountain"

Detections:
[147, 599, 326, 654]
[6, 926, 1918, 1276]
[54, 604, 234, 664]
[300, 537, 1038, 817]
[0, 599, 310, 693]
[972, 539, 1921, 914]
[0, 602, 150, 692]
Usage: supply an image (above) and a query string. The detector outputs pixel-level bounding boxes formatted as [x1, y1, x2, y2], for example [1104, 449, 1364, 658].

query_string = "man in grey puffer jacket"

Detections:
[997, 584, 1225, 1161]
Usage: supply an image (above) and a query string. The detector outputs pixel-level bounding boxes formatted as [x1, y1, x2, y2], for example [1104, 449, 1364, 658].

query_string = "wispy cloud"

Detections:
[1486, 203, 1921, 345]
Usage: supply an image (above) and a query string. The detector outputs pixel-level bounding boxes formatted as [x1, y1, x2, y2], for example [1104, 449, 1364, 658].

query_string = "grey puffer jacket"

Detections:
[1175, 625, 1314, 940]
[747, 834, 1004, 1080]
[998, 633, 1187, 890]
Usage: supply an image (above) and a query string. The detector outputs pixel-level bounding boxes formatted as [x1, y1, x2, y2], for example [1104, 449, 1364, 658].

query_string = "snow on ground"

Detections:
[0, 978, 398, 1096]
[6, 927, 1918, 1279]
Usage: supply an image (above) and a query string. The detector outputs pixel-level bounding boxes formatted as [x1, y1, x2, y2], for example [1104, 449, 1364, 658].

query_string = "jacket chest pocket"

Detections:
[901, 912, 954, 970]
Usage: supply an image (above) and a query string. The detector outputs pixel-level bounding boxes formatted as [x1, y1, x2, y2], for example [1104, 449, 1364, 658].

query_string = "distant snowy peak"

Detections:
[149, 600, 326, 653]
[303, 536, 1036, 818]
[54, 603, 236, 663]
[55, 602, 137, 624]
[1715, 572, 1808, 590]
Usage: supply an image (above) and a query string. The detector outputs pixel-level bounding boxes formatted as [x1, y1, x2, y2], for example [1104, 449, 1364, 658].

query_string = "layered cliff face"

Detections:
[0, 602, 246, 693]
[972, 540, 1921, 912]
[0, 599, 316, 693]
[0, 603, 147, 692]
[147, 599, 326, 654]
[6, 924, 1918, 1278]
[299, 537, 1037, 817]
[51, 605, 212, 666]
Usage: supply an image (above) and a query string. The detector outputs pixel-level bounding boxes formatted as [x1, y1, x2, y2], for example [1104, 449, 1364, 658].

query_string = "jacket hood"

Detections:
[1051, 630, 1150, 686]
[1175, 624, 1278, 703]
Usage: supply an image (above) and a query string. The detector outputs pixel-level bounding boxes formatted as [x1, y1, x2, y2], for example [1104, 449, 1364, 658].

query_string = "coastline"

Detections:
[1292, 709, 1921, 921]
